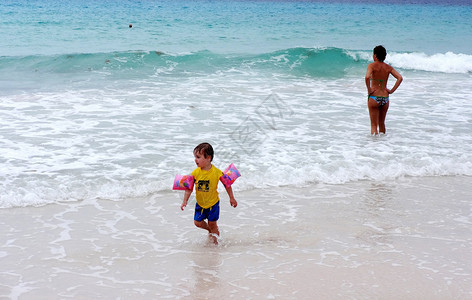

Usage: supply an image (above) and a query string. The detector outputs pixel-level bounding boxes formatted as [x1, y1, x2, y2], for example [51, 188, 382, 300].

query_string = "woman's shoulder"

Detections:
[380, 61, 393, 71]
[372, 62, 393, 74]
[385, 62, 394, 71]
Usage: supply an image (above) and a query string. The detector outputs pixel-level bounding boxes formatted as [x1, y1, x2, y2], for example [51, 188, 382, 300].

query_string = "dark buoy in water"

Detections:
[129, 24, 133, 28]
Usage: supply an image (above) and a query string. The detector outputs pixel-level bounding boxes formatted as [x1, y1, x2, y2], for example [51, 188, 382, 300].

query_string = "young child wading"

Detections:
[180, 143, 237, 244]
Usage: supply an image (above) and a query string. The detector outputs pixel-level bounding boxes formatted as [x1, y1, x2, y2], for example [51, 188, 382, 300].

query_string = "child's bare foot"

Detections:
[209, 233, 219, 245]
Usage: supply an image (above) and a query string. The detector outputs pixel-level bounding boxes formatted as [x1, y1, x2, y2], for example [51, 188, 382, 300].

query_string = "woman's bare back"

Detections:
[367, 61, 393, 97]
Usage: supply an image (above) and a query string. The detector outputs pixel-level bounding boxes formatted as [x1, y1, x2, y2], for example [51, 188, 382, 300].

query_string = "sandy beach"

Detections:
[1, 175, 471, 299]
[2, 1, 472, 299]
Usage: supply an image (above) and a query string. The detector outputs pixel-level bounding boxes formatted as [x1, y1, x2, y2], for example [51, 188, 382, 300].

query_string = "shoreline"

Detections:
[1, 175, 471, 299]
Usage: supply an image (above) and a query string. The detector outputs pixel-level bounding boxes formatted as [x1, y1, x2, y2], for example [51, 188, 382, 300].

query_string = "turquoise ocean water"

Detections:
[1, 0, 472, 207]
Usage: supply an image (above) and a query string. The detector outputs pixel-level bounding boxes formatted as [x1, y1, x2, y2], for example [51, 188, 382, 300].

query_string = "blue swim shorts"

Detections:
[194, 201, 220, 222]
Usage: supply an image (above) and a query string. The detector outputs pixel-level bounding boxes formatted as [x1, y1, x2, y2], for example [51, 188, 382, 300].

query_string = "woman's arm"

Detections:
[387, 68, 403, 94]
[365, 63, 374, 95]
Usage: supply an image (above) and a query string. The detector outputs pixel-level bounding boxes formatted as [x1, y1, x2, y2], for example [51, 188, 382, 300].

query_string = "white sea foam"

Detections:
[348, 50, 472, 74]
[1, 66, 471, 208]
[388, 52, 472, 74]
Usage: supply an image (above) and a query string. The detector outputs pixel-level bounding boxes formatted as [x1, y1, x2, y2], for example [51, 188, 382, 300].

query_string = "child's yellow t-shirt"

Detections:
[191, 165, 223, 208]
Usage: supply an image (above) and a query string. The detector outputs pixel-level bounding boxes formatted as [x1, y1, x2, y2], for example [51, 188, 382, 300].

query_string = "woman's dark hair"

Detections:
[374, 45, 387, 62]
[194, 142, 214, 161]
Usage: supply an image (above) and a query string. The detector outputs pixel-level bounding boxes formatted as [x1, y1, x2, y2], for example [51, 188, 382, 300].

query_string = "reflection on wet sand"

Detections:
[357, 183, 395, 247]
[190, 246, 222, 299]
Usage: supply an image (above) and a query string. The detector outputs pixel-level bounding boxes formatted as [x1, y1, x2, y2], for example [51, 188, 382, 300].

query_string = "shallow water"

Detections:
[1, 0, 472, 207]
[1, 176, 471, 299]
[1, 66, 471, 207]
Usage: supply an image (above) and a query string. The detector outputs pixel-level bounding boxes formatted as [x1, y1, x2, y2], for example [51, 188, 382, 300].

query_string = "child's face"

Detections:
[194, 150, 212, 170]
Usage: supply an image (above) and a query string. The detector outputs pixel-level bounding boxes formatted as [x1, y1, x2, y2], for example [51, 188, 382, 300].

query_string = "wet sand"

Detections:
[1, 176, 471, 299]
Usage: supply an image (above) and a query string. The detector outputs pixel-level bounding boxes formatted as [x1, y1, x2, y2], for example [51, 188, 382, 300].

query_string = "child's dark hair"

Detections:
[374, 45, 387, 62]
[194, 142, 214, 161]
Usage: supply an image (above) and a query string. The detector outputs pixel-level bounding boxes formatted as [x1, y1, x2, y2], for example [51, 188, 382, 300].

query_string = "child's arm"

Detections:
[181, 189, 192, 211]
[225, 185, 237, 208]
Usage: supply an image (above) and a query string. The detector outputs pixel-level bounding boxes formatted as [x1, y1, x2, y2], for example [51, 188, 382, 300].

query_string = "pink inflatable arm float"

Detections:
[172, 174, 195, 191]
[220, 163, 241, 187]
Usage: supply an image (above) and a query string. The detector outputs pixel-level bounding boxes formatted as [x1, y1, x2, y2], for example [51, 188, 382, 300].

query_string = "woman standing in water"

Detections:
[365, 45, 403, 135]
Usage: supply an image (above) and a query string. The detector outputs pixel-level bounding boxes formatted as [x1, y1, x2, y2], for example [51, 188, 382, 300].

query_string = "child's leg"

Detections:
[193, 202, 220, 244]
[208, 221, 219, 236]
[193, 220, 218, 244]
[194, 203, 210, 232]
[207, 202, 220, 243]
[194, 220, 210, 232]
[208, 221, 219, 244]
